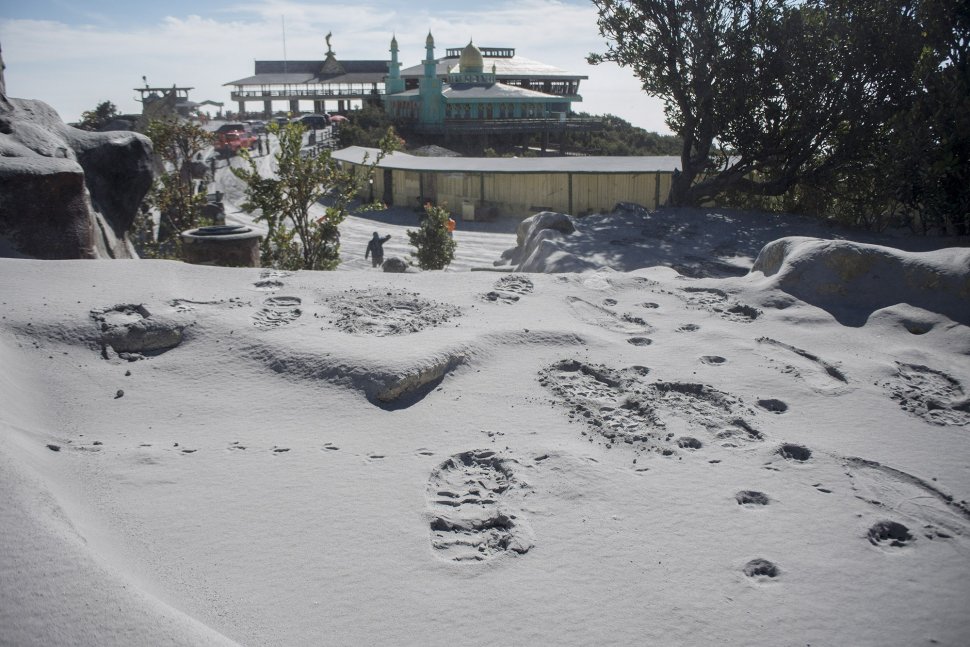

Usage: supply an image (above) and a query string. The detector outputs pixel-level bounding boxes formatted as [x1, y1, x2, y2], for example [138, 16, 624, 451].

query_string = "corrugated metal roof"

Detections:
[321, 72, 387, 83]
[333, 147, 682, 174]
[226, 59, 389, 86]
[400, 55, 586, 80]
[387, 82, 574, 101]
[255, 60, 321, 74]
[225, 73, 316, 86]
[225, 72, 387, 87]
[441, 82, 564, 100]
[253, 59, 388, 74]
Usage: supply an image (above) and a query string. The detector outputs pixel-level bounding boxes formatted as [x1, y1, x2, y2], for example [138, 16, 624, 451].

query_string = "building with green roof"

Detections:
[384, 33, 596, 135]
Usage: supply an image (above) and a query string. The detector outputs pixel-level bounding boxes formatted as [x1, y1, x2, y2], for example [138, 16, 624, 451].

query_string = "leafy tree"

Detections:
[407, 203, 457, 270]
[336, 103, 404, 149]
[885, 0, 970, 234]
[77, 100, 120, 131]
[573, 113, 681, 155]
[724, 0, 970, 234]
[589, 0, 922, 207]
[233, 123, 399, 270]
[136, 119, 212, 258]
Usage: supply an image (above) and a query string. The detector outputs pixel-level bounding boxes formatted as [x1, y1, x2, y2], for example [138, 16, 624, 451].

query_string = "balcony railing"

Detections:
[231, 88, 382, 100]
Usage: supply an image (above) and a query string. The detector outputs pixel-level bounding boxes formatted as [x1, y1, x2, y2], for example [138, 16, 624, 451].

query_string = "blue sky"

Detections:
[0, 0, 668, 132]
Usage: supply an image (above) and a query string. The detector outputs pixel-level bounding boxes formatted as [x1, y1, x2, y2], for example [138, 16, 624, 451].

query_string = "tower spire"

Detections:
[387, 33, 404, 94]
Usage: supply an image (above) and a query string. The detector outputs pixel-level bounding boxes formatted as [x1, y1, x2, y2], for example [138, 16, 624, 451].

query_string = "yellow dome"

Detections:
[459, 40, 484, 73]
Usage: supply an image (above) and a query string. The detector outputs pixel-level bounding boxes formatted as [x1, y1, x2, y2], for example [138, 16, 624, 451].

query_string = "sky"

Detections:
[0, 0, 671, 133]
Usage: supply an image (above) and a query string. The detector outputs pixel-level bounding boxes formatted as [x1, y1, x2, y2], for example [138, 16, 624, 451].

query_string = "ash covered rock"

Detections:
[0, 43, 153, 259]
[752, 237, 970, 326]
[91, 304, 183, 356]
[381, 256, 410, 273]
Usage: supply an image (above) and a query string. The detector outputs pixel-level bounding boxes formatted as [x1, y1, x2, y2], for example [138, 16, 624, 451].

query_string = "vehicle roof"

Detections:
[215, 123, 249, 132]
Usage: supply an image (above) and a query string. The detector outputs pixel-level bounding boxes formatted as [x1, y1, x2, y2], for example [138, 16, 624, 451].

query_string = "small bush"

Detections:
[408, 203, 457, 270]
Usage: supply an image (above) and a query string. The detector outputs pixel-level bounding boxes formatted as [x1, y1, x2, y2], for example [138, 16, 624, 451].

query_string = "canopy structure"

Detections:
[225, 36, 388, 117]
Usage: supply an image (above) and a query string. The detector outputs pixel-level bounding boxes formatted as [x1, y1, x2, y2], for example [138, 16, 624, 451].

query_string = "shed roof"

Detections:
[333, 147, 682, 174]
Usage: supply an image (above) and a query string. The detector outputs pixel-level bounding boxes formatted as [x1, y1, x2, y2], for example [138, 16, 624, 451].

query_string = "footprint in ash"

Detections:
[426, 449, 534, 562]
[252, 296, 302, 329]
[756, 337, 848, 394]
[735, 490, 770, 506]
[253, 279, 284, 291]
[743, 558, 780, 581]
[844, 456, 970, 543]
[867, 520, 915, 548]
[883, 362, 970, 426]
[538, 359, 763, 453]
[565, 296, 654, 334]
[677, 287, 761, 323]
[253, 269, 291, 292]
[482, 274, 534, 304]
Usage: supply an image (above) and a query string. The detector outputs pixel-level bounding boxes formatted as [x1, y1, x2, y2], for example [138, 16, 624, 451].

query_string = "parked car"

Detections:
[248, 120, 267, 134]
[214, 129, 257, 158]
[273, 116, 289, 127]
[214, 122, 249, 135]
[297, 114, 330, 130]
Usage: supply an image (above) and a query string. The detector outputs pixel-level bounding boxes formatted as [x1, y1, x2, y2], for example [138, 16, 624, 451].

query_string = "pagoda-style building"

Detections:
[384, 33, 592, 134]
[225, 34, 388, 117]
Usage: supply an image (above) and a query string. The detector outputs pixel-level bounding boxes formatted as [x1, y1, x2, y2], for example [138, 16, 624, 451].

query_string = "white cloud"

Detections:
[0, 1, 669, 133]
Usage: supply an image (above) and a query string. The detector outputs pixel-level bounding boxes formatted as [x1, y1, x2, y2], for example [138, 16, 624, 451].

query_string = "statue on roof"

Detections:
[326, 31, 333, 54]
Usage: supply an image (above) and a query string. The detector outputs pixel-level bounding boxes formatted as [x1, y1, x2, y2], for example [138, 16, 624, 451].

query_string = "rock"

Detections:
[0, 156, 96, 258]
[70, 128, 154, 249]
[508, 211, 582, 273]
[752, 236, 970, 326]
[613, 201, 649, 215]
[382, 256, 410, 273]
[0, 47, 153, 259]
[92, 304, 184, 355]
[515, 211, 576, 248]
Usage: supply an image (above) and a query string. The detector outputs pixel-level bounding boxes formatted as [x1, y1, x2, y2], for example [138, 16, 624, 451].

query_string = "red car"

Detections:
[214, 126, 257, 157]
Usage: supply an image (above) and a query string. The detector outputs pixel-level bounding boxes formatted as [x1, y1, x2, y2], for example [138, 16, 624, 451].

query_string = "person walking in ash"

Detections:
[365, 231, 391, 268]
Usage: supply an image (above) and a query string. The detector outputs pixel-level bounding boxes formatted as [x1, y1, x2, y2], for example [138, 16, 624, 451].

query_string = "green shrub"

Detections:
[407, 203, 457, 270]
[233, 123, 399, 270]
[136, 119, 212, 259]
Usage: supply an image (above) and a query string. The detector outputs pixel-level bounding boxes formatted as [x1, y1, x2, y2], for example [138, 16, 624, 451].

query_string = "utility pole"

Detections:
[282, 15, 288, 75]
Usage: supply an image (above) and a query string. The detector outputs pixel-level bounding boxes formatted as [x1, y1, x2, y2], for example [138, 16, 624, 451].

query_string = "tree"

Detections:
[573, 113, 682, 155]
[336, 103, 403, 149]
[233, 123, 399, 270]
[743, 0, 970, 234]
[408, 203, 457, 270]
[885, 0, 970, 234]
[589, 0, 922, 207]
[77, 100, 120, 131]
[136, 119, 212, 258]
